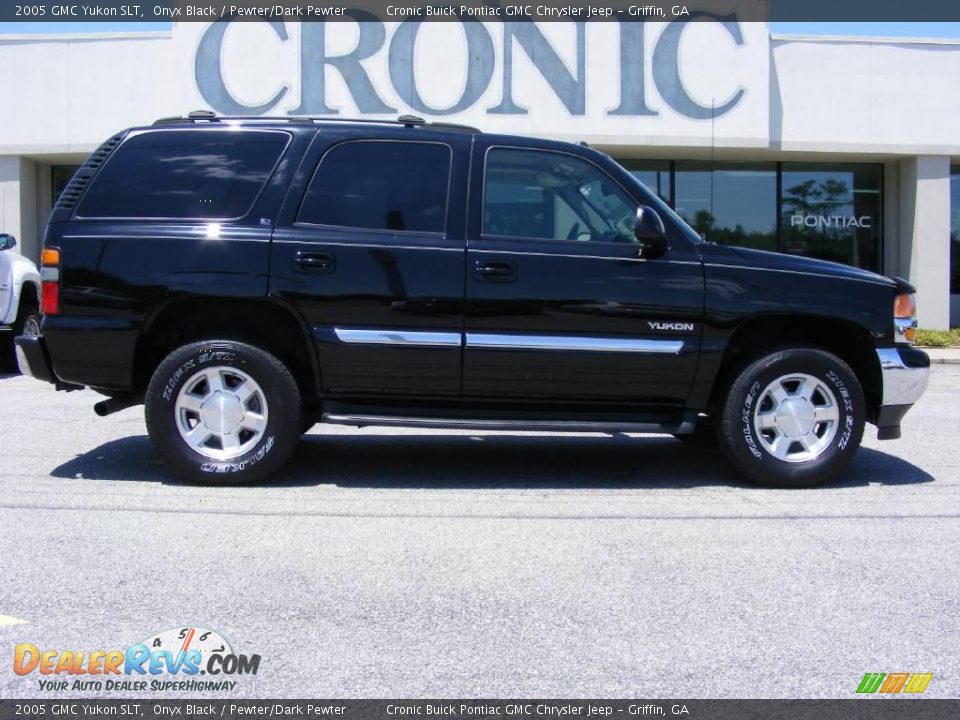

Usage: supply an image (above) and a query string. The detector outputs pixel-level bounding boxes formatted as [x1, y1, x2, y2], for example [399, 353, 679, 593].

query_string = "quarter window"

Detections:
[298, 141, 451, 234]
[78, 130, 288, 219]
[483, 148, 638, 243]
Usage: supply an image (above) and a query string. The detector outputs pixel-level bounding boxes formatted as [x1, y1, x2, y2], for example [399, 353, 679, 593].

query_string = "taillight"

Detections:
[40, 247, 61, 316]
[893, 292, 917, 345]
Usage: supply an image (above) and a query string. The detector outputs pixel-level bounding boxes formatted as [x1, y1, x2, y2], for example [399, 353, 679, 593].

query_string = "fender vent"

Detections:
[53, 131, 126, 214]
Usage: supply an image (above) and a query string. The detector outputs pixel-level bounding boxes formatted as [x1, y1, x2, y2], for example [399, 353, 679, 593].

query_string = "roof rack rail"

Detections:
[152, 112, 481, 133]
[153, 113, 314, 126]
[426, 121, 482, 133]
[398, 114, 426, 127]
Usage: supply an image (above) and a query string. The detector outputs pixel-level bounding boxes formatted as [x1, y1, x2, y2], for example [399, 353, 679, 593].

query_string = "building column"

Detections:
[0, 156, 39, 262]
[899, 156, 951, 330]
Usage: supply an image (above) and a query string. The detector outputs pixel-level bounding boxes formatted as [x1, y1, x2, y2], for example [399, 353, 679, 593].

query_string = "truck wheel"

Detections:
[16, 309, 41, 338]
[145, 340, 302, 485]
[718, 348, 864, 488]
[5, 304, 40, 373]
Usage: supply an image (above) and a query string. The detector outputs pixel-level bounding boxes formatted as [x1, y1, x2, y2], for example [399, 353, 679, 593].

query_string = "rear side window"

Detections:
[77, 130, 289, 220]
[298, 141, 451, 233]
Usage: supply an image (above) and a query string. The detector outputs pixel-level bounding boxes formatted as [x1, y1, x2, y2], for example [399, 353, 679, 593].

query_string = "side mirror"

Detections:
[634, 206, 668, 258]
[0, 234, 16, 251]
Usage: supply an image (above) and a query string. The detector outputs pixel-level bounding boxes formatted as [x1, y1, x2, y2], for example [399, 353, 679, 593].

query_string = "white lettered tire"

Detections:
[145, 340, 302, 485]
[718, 348, 865, 488]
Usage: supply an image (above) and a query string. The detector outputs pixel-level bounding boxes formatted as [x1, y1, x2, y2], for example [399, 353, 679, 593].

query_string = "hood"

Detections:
[699, 243, 905, 290]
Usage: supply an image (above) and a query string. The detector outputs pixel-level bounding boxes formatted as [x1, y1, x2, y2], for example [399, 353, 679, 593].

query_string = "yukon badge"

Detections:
[648, 321, 695, 332]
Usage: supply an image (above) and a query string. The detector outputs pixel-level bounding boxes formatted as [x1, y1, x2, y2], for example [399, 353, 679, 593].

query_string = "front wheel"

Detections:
[145, 340, 302, 485]
[718, 348, 864, 488]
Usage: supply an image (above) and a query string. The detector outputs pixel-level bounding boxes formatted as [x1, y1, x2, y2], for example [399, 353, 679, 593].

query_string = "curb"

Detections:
[920, 349, 960, 365]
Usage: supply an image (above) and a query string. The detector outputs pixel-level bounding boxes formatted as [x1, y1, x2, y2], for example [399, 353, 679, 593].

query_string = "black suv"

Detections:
[16, 114, 930, 487]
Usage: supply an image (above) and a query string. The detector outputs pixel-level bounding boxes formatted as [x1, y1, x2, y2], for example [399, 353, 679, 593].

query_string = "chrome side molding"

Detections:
[332, 328, 686, 354]
[332, 328, 461, 347]
[466, 333, 684, 354]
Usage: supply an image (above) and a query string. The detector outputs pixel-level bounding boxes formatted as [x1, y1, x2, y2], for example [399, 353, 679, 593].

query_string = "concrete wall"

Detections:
[899, 156, 952, 329]
[0, 157, 35, 261]
[771, 36, 960, 155]
[0, 26, 958, 155]
[0, 32, 173, 155]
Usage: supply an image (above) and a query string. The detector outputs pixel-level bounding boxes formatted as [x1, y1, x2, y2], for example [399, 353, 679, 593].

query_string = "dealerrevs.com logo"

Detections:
[14, 626, 260, 692]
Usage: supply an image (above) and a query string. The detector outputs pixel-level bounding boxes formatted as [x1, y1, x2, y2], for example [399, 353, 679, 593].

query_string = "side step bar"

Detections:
[322, 412, 697, 435]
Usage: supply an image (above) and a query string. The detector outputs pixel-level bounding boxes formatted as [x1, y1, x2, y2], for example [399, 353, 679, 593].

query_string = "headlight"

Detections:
[894, 292, 917, 344]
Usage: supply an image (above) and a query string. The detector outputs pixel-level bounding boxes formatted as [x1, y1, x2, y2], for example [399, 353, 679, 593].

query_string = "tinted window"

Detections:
[780, 163, 882, 272]
[299, 141, 451, 233]
[484, 148, 637, 243]
[52, 165, 81, 205]
[78, 130, 288, 219]
[675, 161, 777, 251]
[620, 159, 672, 203]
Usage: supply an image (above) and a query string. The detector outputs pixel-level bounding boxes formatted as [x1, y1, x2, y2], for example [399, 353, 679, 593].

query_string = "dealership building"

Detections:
[0, 19, 958, 327]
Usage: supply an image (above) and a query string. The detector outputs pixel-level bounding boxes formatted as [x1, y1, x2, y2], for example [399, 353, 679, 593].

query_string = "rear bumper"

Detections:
[14, 334, 56, 384]
[874, 346, 929, 440]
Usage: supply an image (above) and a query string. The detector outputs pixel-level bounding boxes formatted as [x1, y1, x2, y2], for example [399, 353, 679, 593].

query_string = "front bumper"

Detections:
[874, 346, 930, 439]
[14, 334, 56, 384]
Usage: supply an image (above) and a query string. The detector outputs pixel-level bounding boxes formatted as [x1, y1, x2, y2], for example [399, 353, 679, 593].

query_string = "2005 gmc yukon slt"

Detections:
[16, 113, 930, 487]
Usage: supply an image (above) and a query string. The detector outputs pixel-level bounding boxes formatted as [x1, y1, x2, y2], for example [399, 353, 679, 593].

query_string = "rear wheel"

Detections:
[718, 348, 864, 488]
[145, 340, 302, 485]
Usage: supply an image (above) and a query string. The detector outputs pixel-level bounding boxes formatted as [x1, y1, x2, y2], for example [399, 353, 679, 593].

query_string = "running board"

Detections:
[322, 412, 697, 435]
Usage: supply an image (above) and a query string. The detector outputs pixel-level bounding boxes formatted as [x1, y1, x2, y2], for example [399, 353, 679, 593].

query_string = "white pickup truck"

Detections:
[0, 234, 41, 367]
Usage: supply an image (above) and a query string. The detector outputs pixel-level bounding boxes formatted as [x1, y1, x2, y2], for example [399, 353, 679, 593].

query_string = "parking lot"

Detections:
[0, 366, 958, 699]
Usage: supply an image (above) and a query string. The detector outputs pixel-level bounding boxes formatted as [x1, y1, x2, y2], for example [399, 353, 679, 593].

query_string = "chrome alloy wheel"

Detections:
[753, 373, 840, 463]
[22, 315, 40, 337]
[174, 366, 269, 461]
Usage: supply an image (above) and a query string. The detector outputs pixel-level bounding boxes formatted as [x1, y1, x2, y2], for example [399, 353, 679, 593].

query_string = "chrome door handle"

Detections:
[474, 261, 516, 282]
[294, 251, 335, 273]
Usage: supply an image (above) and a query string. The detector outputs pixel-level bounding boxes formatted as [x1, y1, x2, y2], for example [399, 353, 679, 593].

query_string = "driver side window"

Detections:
[482, 148, 637, 243]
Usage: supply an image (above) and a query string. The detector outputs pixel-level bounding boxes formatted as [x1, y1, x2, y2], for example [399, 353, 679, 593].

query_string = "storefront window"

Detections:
[52, 165, 81, 204]
[674, 162, 778, 252]
[780, 163, 883, 272]
[951, 166, 960, 295]
[620, 160, 672, 203]
[614, 159, 885, 271]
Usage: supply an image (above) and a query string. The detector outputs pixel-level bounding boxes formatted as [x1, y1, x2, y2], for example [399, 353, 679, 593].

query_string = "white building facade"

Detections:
[0, 20, 958, 327]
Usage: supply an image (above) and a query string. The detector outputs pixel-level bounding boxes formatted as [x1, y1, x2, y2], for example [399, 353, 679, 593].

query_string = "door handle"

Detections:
[294, 251, 335, 273]
[474, 261, 516, 282]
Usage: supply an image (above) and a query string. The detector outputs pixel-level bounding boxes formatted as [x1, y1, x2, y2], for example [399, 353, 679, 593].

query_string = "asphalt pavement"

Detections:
[0, 367, 958, 699]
